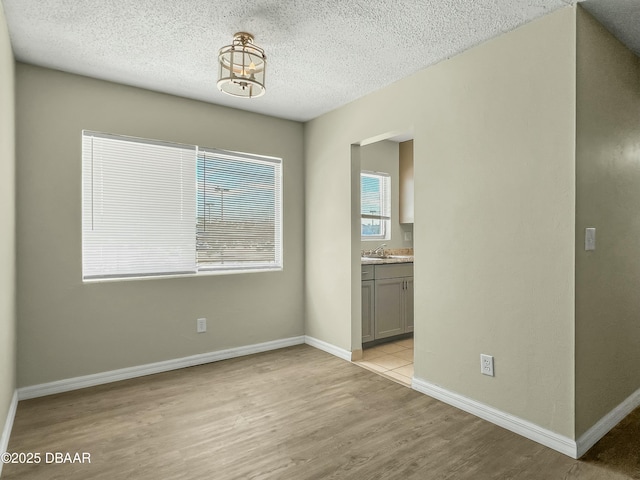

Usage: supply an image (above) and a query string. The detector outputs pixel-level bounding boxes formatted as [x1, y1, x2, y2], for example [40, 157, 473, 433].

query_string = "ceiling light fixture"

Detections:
[217, 32, 266, 99]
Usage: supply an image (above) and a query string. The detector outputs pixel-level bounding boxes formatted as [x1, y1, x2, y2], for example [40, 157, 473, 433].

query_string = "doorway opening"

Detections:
[351, 132, 415, 386]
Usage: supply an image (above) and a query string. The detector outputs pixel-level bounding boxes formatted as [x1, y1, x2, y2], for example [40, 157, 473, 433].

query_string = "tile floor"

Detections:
[354, 337, 414, 386]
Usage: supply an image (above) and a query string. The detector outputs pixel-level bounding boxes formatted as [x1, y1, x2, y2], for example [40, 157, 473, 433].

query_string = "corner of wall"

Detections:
[575, 3, 640, 439]
[0, 0, 18, 456]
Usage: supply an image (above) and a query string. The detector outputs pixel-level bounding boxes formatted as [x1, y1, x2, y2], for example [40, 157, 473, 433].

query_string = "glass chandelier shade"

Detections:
[217, 32, 266, 99]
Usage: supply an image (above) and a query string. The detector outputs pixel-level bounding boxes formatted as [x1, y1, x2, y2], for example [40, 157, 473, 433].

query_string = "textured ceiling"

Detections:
[4, 0, 631, 122]
[581, 0, 640, 57]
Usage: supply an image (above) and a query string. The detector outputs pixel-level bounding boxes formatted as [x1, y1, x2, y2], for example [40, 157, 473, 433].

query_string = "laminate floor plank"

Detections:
[3, 345, 639, 479]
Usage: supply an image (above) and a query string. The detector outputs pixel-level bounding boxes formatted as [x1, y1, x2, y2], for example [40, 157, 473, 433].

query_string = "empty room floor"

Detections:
[4, 345, 640, 479]
[354, 337, 414, 386]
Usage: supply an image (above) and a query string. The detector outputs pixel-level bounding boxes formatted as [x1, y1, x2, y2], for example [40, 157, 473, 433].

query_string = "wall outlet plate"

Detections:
[197, 318, 207, 333]
[480, 354, 494, 376]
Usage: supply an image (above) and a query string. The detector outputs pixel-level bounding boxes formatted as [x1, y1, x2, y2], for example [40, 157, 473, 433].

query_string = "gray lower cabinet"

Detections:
[374, 278, 406, 339]
[362, 263, 413, 342]
[361, 280, 375, 343]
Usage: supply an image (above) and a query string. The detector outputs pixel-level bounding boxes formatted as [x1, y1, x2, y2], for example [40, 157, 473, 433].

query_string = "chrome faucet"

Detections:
[372, 243, 386, 257]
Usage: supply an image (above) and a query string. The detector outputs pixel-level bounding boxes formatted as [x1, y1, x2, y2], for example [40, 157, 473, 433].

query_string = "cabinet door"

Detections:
[375, 278, 405, 339]
[361, 280, 375, 343]
[404, 277, 414, 332]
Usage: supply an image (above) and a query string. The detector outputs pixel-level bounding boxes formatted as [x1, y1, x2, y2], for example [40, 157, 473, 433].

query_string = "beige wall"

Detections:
[575, 8, 640, 437]
[305, 7, 577, 437]
[9, 0, 639, 449]
[16, 65, 305, 387]
[360, 140, 413, 251]
[0, 2, 16, 434]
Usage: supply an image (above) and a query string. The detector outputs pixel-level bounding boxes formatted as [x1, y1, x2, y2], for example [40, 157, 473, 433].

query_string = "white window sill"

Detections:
[83, 267, 283, 283]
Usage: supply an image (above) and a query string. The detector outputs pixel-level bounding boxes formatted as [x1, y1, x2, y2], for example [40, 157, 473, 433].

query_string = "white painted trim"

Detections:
[0, 390, 19, 477]
[412, 377, 578, 458]
[576, 386, 640, 458]
[304, 336, 352, 361]
[17, 336, 305, 401]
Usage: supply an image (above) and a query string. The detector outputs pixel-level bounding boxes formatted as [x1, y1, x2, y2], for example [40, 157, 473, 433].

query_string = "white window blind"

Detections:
[197, 149, 282, 271]
[361, 171, 391, 239]
[82, 131, 197, 280]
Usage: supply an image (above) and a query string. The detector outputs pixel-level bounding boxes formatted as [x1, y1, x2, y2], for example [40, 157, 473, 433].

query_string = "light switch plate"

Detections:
[585, 228, 596, 251]
[404, 232, 412, 241]
[197, 318, 207, 333]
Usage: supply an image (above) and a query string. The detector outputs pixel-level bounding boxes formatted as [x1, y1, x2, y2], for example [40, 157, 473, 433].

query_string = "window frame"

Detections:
[81, 131, 283, 282]
[360, 170, 391, 241]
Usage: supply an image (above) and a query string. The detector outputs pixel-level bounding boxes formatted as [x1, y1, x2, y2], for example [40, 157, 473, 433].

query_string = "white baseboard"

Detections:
[304, 336, 352, 361]
[412, 377, 578, 458]
[0, 390, 18, 476]
[576, 386, 640, 458]
[17, 336, 305, 401]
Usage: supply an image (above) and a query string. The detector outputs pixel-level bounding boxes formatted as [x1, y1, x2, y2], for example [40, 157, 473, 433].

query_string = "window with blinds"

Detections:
[361, 171, 391, 240]
[82, 131, 282, 281]
[197, 149, 282, 271]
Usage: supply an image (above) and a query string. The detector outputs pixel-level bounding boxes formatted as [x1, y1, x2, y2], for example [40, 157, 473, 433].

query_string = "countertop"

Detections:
[361, 255, 414, 265]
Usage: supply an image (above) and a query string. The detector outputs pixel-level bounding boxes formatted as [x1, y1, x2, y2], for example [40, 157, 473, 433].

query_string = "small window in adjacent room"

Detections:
[361, 171, 390, 240]
[81, 131, 282, 281]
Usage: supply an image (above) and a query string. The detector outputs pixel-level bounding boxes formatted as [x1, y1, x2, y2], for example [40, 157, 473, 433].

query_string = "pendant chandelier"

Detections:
[217, 32, 266, 99]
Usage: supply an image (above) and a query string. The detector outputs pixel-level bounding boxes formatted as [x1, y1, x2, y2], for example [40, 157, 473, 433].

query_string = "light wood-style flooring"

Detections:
[4, 345, 640, 479]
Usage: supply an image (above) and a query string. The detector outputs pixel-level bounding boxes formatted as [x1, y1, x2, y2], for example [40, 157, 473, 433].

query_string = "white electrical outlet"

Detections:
[480, 354, 494, 377]
[197, 318, 207, 333]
